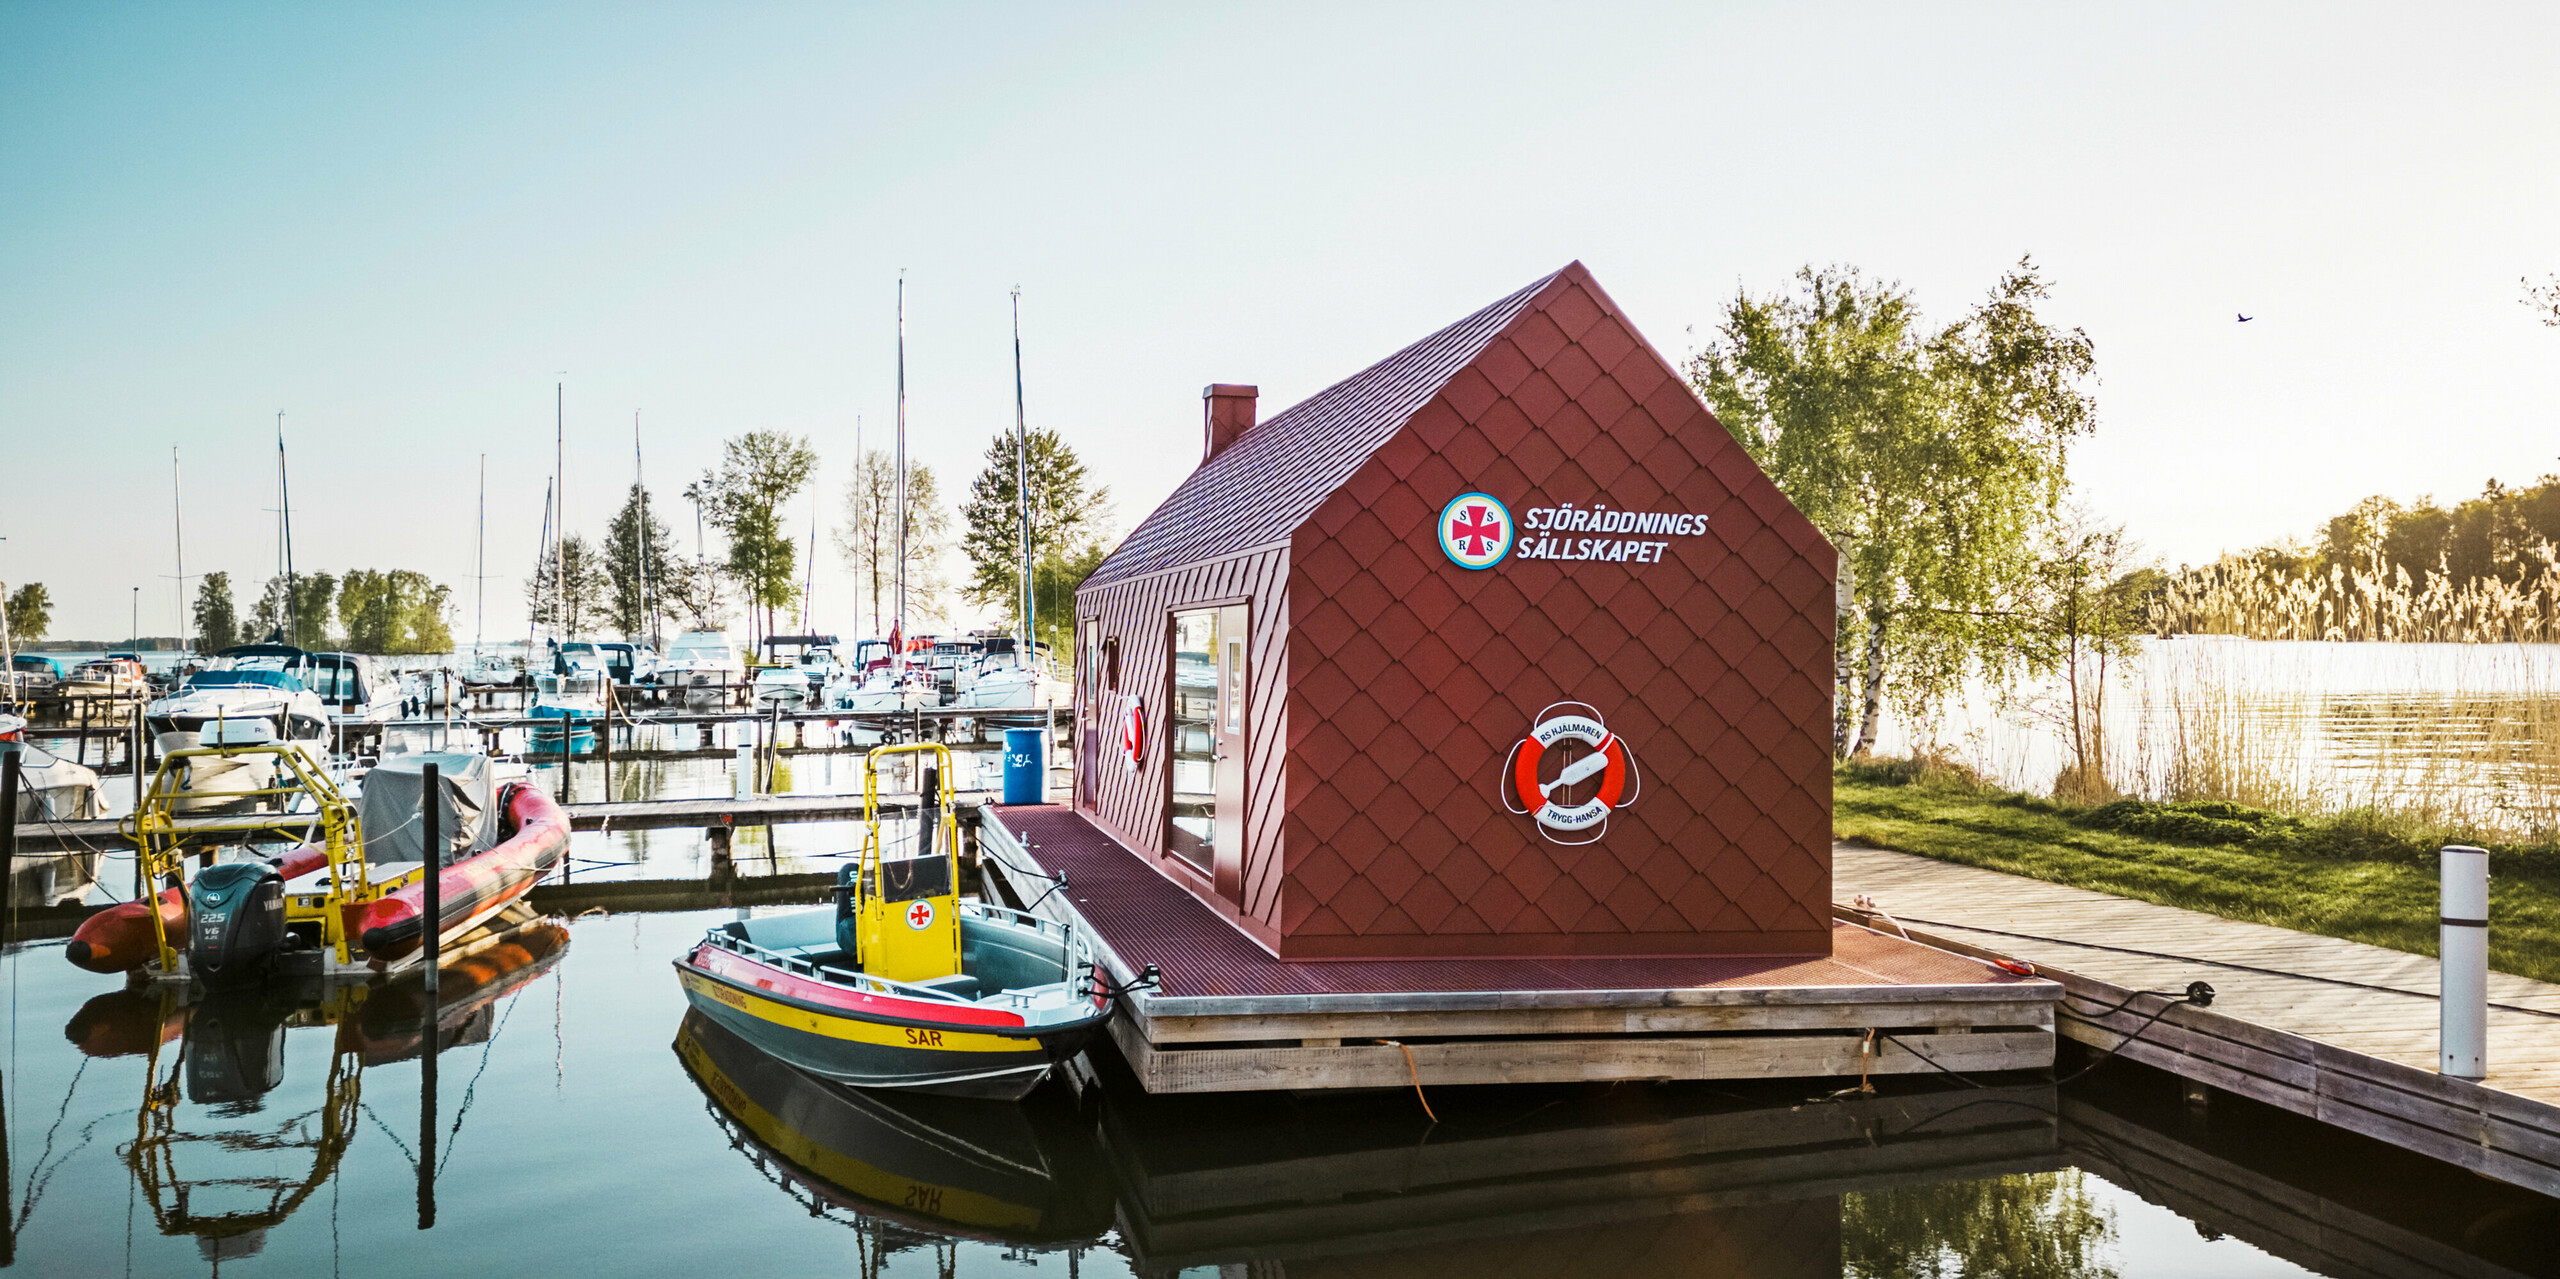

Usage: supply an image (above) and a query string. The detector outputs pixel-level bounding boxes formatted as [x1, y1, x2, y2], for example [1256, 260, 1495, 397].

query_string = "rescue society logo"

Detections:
[1439, 493, 1711, 570]
[1437, 492, 1513, 569]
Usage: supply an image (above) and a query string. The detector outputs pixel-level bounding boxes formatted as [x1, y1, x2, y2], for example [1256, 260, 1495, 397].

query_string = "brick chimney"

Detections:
[1202, 384, 1258, 463]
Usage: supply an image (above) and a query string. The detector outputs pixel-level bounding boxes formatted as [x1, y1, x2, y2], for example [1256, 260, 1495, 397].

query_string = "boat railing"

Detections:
[704, 902, 1094, 1008]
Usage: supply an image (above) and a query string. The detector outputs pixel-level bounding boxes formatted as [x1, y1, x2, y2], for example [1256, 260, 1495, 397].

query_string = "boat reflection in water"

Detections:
[673, 1010, 1114, 1259]
[63, 921, 571, 1261]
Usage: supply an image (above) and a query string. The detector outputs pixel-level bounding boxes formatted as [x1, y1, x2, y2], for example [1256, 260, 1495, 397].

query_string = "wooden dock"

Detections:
[1836, 842, 2560, 1196]
[9, 791, 957, 853]
[980, 804, 2063, 1093]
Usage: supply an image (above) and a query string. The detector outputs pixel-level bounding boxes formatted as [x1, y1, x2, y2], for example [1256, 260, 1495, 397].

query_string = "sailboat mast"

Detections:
[634, 411, 654, 649]
[554, 381, 565, 641]
[801, 470, 818, 633]
[277, 412, 297, 645]
[474, 454, 487, 661]
[529, 478, 553, 658]
[1011, 287, 1032, 654]
[895, 275, 908, 640]
[171, 447, 188, 654]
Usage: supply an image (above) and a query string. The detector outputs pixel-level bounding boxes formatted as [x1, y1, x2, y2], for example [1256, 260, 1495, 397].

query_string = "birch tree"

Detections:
[1689, 258, 2097, 757]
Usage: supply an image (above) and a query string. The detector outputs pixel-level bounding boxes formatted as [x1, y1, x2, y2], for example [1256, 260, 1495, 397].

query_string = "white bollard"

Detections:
[734, 720, 757, 801]
[2440, 844, 2489, 1080]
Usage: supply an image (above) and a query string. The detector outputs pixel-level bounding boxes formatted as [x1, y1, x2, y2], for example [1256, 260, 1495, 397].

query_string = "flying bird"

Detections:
[2237, 313, 2254, 322]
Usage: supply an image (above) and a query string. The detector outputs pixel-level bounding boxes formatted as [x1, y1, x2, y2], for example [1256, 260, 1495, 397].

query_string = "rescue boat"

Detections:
[65, 743, 569, 981]
[673, 742, 1118, 1100]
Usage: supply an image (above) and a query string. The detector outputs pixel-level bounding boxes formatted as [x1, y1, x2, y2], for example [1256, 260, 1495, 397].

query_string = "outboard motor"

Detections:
[187, 862, 286, 987]
[834, 862, 862, 959]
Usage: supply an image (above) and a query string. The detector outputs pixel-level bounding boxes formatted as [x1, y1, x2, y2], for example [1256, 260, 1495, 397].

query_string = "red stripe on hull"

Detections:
[687, 943, 1032, 1029]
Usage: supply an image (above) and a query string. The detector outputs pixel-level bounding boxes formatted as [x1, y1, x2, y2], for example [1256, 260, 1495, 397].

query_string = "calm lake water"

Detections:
[1875, 637, 2560, 822]
[5, 907, 2554, 1278]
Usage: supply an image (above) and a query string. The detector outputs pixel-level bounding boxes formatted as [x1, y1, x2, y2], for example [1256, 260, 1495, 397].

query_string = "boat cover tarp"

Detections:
[360, 752, 496, 868]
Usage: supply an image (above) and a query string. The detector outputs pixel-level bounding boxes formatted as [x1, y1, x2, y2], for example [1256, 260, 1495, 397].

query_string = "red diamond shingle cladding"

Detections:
[1075, 261, 1838, 960]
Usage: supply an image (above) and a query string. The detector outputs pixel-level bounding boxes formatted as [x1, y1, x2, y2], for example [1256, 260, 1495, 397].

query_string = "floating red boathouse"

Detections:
[1069, 262, 1839, 961]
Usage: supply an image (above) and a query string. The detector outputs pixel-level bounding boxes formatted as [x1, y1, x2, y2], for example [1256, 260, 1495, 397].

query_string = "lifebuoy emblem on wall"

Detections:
[1500, 702, 1641, 845]
[1438, 492, 1513, 569]
[1119, 695, 1144, 773]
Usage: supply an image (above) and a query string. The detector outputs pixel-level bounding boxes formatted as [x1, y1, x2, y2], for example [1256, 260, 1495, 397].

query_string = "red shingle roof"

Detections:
[1082, 266, 1564, 590]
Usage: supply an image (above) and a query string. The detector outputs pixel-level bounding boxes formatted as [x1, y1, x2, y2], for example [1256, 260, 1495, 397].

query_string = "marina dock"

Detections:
[980, 803, 2063, 1093]
[1835, 842, 2560, 1195]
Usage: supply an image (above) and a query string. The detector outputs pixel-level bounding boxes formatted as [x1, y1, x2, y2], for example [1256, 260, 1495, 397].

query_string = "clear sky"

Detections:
[6, 3, 2557, 643]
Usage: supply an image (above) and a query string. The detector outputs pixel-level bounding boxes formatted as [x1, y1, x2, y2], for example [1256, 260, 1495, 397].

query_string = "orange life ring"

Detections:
[1502, 703, 1639, 843]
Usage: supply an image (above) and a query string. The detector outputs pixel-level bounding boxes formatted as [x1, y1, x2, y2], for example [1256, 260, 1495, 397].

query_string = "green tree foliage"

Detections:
[524, 536, 610, 636]
[659, 557, 732, 632]
[1844, 1172, 2118, 1279]
[834, 449, 955, 634]
[1689, 259, 2097, 757]
[250, 573, 339, 648]
[193, 572, 239, 653]
[5, 582, 52, 646]
[604, 482, 679, 641]
[698, 431, 818, 645]
[2025, 510, 2149, 801]
[959, 428, 1110, 638]
[1032, 545, 1107, 654]
[338, 569, 454, 654]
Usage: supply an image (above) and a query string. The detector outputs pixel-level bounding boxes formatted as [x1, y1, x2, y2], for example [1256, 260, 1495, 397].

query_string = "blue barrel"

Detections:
[1002, 727, 1046, 805]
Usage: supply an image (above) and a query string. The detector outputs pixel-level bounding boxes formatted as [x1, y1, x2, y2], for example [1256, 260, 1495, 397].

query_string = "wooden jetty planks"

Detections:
[979, 805, 2062, 1093]
[1837, 843, 2560, 1195]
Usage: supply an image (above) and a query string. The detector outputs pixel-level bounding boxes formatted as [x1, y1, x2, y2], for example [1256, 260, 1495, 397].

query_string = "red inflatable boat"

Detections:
[66, 780, 570, 974]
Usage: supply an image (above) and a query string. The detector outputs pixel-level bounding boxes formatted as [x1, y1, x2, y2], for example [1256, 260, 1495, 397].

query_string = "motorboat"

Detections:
[595, 640, 658, 686]
[305, 651, 402, 731]
[529, 669, 607, 754]
[836, 662, 938, 716]
[7, 653, 68, 699]
[673, 744, 1116, 1099]
[1, 714, 102, 823]
[58, 656, 150, 700]
[924, 638, 982, 704]
[755, 641, 848, 709]
[660, 629, 743, 705]
[68, 744, 571, 980]
[953, 639, 1065, 714]
[461, 648, 522, 687]
[145, 646, 332, 747]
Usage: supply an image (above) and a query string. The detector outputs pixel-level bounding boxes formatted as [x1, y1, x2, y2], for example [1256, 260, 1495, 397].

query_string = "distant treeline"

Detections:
[192, 569, 454, 655]
[2154, 476, 2560, 642]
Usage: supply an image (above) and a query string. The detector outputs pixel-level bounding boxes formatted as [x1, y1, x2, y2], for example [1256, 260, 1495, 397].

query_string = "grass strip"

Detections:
[1833, 766, 2560, 986]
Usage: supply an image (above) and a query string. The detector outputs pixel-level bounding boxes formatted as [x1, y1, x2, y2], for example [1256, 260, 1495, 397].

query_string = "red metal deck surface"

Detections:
[989, 806, 2032, 999]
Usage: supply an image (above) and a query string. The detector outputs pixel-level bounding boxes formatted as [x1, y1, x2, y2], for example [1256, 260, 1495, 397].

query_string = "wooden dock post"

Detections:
[422, 761, 441, 997]
[1, 748, 20, 954]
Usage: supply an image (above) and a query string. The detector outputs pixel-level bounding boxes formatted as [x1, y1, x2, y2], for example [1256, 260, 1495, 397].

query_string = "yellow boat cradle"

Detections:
[674, 742, 1125, 1101]
[99, 739, 394, 982]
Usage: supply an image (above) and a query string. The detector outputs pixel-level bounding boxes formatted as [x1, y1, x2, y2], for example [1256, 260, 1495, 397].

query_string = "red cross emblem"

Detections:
[1450, 504, 1503, 556]
[905, 899, 935, 930]
[1437, 491, 1514, 569]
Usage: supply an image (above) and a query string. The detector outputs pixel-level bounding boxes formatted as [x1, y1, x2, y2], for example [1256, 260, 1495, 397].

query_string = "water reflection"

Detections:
[59, 922, 569, 1262]
[8, 910, 2553, 1278]
[673, 1011, 1112, 1248]
[1843, 1173, 2115, 1279]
